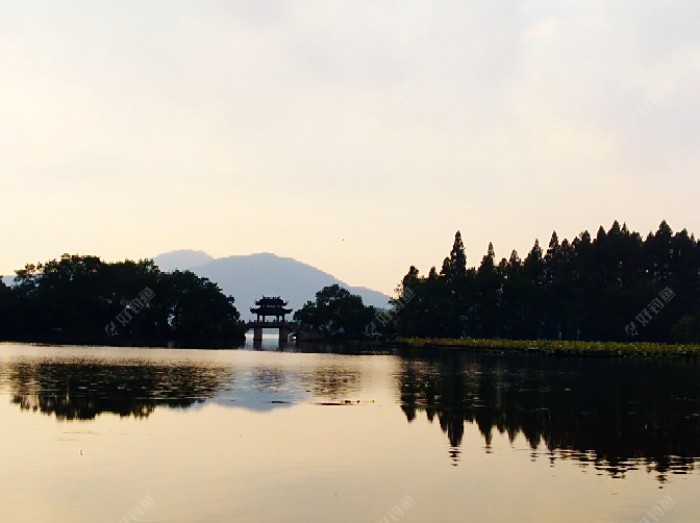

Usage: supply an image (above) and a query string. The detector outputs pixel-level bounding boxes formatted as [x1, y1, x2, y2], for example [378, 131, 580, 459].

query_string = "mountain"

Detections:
[152, 250, 391, 317]
[151, 249, 214, 272]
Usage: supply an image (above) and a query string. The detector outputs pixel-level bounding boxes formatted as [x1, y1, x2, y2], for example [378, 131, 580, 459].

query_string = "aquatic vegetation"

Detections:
[397, 337, 700, 358]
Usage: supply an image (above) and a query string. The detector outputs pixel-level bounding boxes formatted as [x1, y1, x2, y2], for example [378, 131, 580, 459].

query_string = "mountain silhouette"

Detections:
[152, 250, 391, 317]
[150, 249, 215, 271]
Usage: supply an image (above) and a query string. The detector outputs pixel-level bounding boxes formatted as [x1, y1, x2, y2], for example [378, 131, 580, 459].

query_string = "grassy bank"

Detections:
[395, 337, 700, 358]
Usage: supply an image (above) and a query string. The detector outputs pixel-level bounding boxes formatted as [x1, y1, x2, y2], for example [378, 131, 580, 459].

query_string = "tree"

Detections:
[398, 266, 420, 296]
[443, 231, 467, 281]
[500, 250, 528, 338]
[0, 278, 15, 339]
[475, 243, 500, 337]
[158, 270, 245, 346]
[671, 314, 700, 343]
[0, 254, 245, 346]
[294, 284, 375, 340]
[392, 219, 700, 343]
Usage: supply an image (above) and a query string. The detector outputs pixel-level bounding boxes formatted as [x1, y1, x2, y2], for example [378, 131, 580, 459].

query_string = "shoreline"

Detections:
[3, 337, 700, 358]
[383, 337, 700, 358]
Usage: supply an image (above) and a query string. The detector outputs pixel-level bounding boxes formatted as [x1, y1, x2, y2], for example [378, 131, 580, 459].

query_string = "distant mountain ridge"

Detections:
[152, 250, 391, 317]
[151, 249, 215, 271]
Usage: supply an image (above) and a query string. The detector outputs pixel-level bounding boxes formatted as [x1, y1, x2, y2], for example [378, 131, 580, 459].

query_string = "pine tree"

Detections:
[449, 231, 467, 280]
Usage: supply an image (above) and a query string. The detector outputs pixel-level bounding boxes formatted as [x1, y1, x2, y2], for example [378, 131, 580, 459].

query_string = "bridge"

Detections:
[246, 296, 296, 344]
[246, 320, 297, 343]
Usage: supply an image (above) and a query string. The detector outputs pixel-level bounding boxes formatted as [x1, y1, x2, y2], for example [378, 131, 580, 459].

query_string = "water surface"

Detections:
[1, 342, 699, 522]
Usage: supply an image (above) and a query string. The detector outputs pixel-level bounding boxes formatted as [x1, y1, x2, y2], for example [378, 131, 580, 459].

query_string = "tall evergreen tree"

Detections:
[475, 243, 500, 337]
[392, 220, 700, 343]
[446, 231, 467, 281]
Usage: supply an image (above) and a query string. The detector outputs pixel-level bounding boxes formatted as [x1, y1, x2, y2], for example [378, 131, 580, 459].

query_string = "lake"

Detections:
[1, 340, 699, 522]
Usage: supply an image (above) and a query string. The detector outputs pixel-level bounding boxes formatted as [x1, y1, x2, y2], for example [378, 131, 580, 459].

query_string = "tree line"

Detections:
[392, 221, 700, 342]
[3, 219, 699, 346]
[0, 254, 246, 346]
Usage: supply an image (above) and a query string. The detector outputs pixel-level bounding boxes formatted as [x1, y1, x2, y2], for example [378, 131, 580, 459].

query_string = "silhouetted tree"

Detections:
[393, 221, 700, 342]
[0, 254, 245, 346]
[294, 284, 376, 340]
[475, 243, 500, 337]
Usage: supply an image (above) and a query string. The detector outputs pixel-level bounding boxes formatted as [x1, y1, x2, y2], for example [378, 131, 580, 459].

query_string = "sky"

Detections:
[1, 0, 699, 295]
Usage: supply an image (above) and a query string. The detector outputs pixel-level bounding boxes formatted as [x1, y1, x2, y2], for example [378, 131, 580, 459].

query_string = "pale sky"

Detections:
[1, 1, 699, 294]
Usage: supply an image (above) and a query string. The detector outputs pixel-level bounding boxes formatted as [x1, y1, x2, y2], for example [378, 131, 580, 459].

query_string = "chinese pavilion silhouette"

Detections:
[247, 296, 294, 344]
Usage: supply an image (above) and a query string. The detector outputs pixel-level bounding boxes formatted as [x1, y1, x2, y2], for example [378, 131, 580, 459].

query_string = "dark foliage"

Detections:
[394, 222, 700, 342]
[0, 254, 246, 347]
[293, 284, 376, 340]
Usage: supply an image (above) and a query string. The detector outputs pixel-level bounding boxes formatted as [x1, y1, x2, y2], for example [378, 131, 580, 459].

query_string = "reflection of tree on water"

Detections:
[398, 351, 700, 480]
[6, 358, 365, 420]
[301, 368, 361, 400]
[8, 361, 235, 420]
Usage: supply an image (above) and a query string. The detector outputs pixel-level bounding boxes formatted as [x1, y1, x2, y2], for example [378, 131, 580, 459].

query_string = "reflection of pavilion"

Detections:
[247, 296, 295, 344]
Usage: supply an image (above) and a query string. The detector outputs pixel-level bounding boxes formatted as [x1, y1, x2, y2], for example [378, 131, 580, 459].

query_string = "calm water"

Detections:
[1, 341, 699, 522]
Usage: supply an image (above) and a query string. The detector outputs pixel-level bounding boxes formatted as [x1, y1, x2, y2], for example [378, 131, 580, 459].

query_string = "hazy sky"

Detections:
[1, 1, 699, 294]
